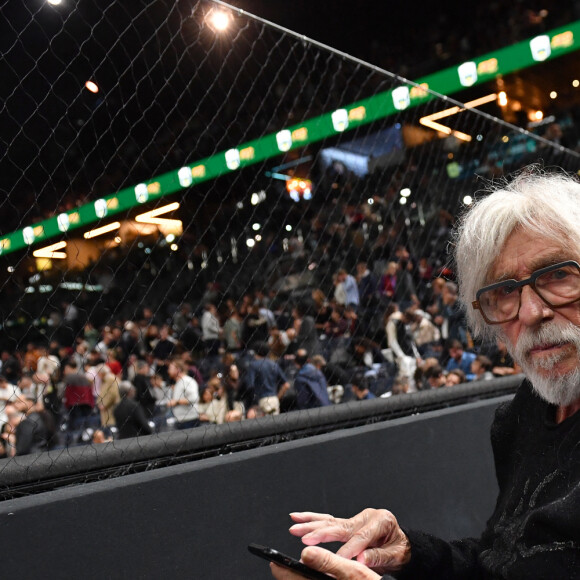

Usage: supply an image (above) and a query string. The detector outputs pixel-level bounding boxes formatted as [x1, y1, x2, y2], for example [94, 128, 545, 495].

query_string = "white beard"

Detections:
[501, 321, 580, 407]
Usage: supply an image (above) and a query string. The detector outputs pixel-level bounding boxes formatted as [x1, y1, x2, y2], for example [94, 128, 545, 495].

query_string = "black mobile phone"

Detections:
[248, 543, 334, 580]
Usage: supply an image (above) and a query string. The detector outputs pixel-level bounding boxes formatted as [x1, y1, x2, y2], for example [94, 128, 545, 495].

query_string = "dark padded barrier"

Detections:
[0, 375, 521, 497]
[0, 392, 514, 579]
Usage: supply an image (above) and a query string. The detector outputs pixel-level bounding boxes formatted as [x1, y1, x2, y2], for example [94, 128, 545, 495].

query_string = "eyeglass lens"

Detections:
[479, 263, 580, 323]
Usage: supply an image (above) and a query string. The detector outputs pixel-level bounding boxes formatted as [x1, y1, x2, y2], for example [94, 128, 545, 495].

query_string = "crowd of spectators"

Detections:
[0, 246, 524, 457]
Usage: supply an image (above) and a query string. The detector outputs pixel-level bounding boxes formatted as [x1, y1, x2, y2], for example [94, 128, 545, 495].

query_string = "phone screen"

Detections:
[248, 543, 334, 580]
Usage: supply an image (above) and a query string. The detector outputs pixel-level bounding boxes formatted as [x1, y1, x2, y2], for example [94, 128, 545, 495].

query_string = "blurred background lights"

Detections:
[252, 223, 261, 231]
[85, 80, 99, 93]
[498, 91, 508, 106]
[285, 225, 292, 231]
[166, 234, 175, 243]
[170, 244, 178, 251]
[400, 188, 411, 197]
[463, 195, 474, 205]
[47, 0, 62, 5]
[399, 197, 407, 205]
[246, 238, 255, 248]
[255, 234, 262, 241]
[550, 91, 558, 99]
[573, 79, 580, 88]
[250, 190, 266, 205]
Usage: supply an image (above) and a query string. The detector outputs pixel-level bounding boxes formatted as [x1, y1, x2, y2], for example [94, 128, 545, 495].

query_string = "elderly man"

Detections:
[271, 168, 580, 579]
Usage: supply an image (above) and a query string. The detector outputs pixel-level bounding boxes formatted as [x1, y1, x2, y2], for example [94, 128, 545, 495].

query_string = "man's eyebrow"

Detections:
[488, 254, 571, 283]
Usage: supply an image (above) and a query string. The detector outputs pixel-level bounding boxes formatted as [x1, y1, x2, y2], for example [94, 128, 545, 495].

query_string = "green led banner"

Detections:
[2, 20, 579, 256]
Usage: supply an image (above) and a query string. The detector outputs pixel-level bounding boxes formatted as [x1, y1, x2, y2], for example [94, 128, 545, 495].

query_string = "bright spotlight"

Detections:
[207, 9, 232, 32]
[85, 80, 99, 93]
[47, 0, 62, 5]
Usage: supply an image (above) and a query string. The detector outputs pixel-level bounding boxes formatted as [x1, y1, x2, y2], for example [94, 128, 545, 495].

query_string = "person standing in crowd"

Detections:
[245, 342, 290, 416]
[113, 381, 153, 439]
[439, 281, 469, 346]
[151, 324, 176, 381]
[201, 302, 222, 357]
[385, 304, 420, 391]
[336, 268, 360, 309]
[292, 349, 331, 410]
[270, 168, 580, 579]
[62, 360, 95, 432]
[14, 397, 57, 455]
[292, 302, 322, 356]
[133, 359, 157, 419]
[97, 364, 120, 428]
[167, 359, 200, 429]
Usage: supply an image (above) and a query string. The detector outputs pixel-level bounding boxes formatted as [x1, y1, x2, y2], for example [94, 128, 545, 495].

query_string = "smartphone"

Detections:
[248, 543, 334, 580]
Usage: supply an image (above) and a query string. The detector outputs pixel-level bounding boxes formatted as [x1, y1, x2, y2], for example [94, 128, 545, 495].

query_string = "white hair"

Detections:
[454, 166, 580, 340]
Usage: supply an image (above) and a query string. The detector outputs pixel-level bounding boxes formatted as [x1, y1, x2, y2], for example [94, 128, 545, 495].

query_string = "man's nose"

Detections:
[518, 285, 554, 326]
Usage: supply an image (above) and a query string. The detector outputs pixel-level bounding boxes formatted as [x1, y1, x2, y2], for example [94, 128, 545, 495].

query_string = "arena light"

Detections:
[135, 202, 180, 225]
[206, 8, 232, 32]
[83, 222, 121, 239]
[85, 80, 99, 94]
[32, 241, 67, 259]
[419, 93, 498, 142]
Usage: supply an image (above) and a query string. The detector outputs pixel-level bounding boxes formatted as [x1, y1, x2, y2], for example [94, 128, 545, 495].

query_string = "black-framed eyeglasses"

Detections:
[472, 260, 580, 325]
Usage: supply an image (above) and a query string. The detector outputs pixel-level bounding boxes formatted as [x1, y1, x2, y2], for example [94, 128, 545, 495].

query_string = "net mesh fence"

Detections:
[0, 0, 579, 491]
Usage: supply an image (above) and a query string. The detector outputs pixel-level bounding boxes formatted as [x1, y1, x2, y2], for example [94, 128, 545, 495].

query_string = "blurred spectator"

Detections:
[167, 359, 200, 429]
[471, 355, 494, 381]
[36, 345, 60, 381]
[97, 365, 121, 427]
[151, 325, 176, 381]
[292, 301, 322, 356]
[15, 398, 57, 456]
[201, 302, 222, 357]
[113, 381, 153, 439]
[409, 308, 441, 359]
[62, 360, 95, 432]
[385, 304, 420, 391]
[424, 364, 447, 389]
[445, 368, 467, 386]
[245, 342, 290, 415]
[223, 301, 243, 353]
[0, 376, 27, 427]
[444, 339, 476, 381]
[351, 373, 376, 400]
[440, 281, 469, 346]
[336, 268, 360, 308]
[292, 349, 331, 410]
[379, 261, 398, 302]
[481, 337, 522, 377]
[133, 360, 157, 419]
